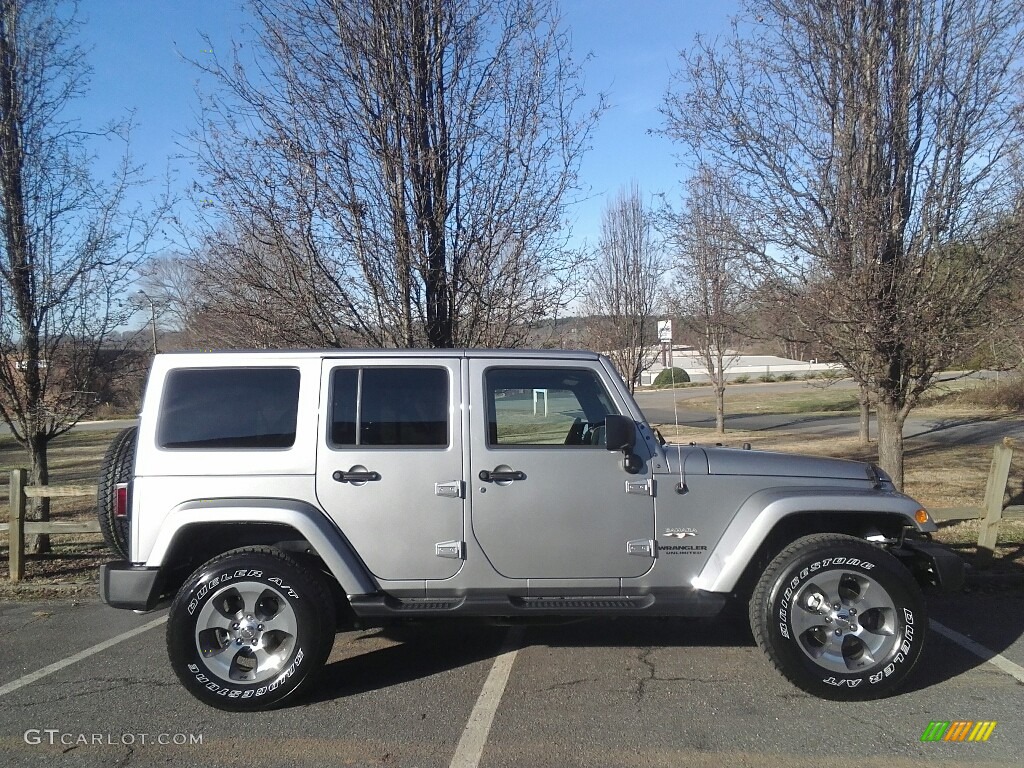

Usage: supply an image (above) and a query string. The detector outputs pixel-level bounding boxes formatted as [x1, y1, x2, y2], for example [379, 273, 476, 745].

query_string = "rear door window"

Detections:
[329, 367, 449, 447]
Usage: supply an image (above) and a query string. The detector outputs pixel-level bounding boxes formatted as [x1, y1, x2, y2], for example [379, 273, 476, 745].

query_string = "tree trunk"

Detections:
[875, 400, 906, 490]
[25, 433, 50, 554]
[858, 382, 871, 444]
[715, 384, 725, 434]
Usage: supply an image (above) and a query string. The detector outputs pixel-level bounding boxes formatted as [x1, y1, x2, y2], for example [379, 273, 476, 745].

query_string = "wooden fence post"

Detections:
[9, 468, 26, 582]
[977, 439, 1014, 559]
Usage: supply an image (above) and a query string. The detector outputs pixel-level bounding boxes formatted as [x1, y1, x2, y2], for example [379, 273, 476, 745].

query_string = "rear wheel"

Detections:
[96, 426, 137, 559]
[750, 533, 925, 700]
[167, 546, 336, 710]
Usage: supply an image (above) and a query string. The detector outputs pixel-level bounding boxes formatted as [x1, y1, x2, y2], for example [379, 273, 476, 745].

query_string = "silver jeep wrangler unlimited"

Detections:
[98, 349, 962, 710]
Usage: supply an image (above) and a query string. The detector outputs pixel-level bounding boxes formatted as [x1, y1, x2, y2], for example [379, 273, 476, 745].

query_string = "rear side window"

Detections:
[330, 367, 448, 447]
[158, 368, 301, 449]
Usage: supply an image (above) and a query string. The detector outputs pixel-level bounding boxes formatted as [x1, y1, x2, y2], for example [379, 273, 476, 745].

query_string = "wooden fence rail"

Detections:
[928, 438, 1020, 557]
[0, 468, 99, 582]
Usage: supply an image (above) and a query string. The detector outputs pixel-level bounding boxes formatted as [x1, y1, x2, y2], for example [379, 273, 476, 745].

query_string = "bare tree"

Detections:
[742, 279, 822, 362]
[0, 0, 167, 550]
[137, 255, 198, 337]
[758, 277, 874, 444]
[188, 228, 338, 349]
[187, 0, 600, 349]
[662, 0, 1024, 487]
[139, 233, 372, 352]
[665, 166, 750, 433]
[583, 184, 664, 393]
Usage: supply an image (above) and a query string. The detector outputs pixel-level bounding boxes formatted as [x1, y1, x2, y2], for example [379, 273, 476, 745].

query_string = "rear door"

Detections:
[315, 358, 464, 581]
[467, 360, 656, 580]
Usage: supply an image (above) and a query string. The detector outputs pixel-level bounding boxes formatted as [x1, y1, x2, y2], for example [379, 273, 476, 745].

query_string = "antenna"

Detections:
[668, 357, 688, 494]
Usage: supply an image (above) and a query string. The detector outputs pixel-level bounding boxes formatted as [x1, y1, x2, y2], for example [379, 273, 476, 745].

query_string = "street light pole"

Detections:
[149, 300, 158, 355]
[136, 291, 158, 355]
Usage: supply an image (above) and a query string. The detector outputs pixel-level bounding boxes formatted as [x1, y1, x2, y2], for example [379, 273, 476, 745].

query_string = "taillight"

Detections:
[115, 483, 129, 518]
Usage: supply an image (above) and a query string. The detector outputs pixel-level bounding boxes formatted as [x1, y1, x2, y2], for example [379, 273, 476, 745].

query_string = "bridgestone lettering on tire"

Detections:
[749, 533, 925, 700]
[96, 426, 137, 559]
[167, 546, 336, 711]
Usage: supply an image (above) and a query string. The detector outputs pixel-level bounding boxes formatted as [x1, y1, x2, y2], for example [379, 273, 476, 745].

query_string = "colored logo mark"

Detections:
[920, 721, 997, 742]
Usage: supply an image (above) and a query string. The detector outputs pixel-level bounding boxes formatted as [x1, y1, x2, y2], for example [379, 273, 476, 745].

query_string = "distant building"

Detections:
[640, 346, 843, 386]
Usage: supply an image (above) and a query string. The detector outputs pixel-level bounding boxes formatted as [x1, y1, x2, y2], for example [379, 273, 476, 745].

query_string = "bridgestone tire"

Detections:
[749, 533, 925, 700]
[96, 426, 137, 559]
[167, 546, 337, 711]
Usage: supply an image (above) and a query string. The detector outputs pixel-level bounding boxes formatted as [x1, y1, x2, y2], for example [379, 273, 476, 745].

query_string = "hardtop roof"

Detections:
[155, 348, 602, 361]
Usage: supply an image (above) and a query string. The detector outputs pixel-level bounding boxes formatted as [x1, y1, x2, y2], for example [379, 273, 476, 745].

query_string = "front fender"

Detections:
[145, 497, 378, 597]
[692, 487, 930, 593]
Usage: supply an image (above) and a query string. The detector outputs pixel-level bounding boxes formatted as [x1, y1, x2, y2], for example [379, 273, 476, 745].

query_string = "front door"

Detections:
[315, 359, 464, 581]
[468, 361, 656, 580]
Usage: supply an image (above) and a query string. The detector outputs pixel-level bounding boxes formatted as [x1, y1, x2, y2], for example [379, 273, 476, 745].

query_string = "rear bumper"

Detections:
[99, 562, 164, 611]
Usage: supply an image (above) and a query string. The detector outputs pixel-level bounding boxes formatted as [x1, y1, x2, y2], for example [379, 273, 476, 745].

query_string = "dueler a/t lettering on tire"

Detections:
[166, 546, 336, 711]
[750, 533, 925, 700]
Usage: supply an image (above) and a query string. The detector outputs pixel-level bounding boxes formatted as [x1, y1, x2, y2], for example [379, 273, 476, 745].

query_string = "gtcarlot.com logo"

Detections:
[920, 721, 997, 742]
[24, 730, 203, 747]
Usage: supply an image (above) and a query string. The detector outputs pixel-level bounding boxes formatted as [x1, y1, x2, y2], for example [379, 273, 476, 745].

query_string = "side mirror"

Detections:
[604, 415, 636, 452]
[604, 415, 643, 474]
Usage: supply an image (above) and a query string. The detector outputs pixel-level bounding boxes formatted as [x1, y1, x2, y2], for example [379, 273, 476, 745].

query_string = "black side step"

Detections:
[510, 596, 655, 611]
[352, 598, 464, 618]
[348, 591, 725, 619]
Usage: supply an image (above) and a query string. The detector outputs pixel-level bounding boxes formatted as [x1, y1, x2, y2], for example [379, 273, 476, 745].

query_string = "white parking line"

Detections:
[449, 627, 524, 768]
[930, 619, 1024, 684]
[0, 615, 168, 698]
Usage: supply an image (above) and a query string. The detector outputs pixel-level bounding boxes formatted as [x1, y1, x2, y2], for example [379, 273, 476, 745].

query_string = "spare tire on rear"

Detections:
[97, 426, 138, 559]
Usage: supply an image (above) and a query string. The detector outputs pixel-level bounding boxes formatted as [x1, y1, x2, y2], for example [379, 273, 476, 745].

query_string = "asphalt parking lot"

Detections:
[0, 589, 1021, 768]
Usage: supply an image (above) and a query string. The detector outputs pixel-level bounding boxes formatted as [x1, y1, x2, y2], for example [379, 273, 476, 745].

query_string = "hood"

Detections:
[663, 444, 878, 482]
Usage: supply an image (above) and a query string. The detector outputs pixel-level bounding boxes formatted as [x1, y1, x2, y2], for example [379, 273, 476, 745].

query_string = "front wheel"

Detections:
[167, 546, 336, 710]
[749, 533, 925, 700]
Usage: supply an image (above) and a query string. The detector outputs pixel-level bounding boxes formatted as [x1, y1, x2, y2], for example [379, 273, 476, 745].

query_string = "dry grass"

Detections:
[674, 389, 860, 415]
[0, 428, 123, 589]
[673, 376, 1009, 420]
[945, 376, 1024, 411]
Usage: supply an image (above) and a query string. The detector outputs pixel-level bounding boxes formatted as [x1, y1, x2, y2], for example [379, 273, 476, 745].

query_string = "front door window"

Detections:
[486, 367, 617, 448]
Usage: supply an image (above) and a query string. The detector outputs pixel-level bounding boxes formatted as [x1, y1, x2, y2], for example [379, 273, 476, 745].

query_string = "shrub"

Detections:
[778, 373, 796, 382]
[653, 367, 691, 387]
[951, 377, 1024, 412]
[732, 374, 750, 384]
[757, 374, 776, 383]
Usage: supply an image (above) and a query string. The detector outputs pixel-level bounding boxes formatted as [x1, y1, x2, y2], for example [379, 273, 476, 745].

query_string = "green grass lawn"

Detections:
[674, 377, 992, 417]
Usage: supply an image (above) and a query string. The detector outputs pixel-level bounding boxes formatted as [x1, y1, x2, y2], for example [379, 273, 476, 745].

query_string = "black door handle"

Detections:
[333, 470, 381, 483]
[479, 469, 526, 482]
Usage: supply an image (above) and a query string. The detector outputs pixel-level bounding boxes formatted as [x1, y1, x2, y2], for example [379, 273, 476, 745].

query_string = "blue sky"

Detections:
[76, 0, 738, 251]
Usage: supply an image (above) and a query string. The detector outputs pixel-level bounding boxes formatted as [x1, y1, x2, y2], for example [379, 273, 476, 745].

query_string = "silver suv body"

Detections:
[99, 349, 963, 709]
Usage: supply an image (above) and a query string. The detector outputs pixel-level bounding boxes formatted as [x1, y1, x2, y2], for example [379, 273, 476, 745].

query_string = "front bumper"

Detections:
[99, 562, 164, 611]
[896, 539, 967, 592]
